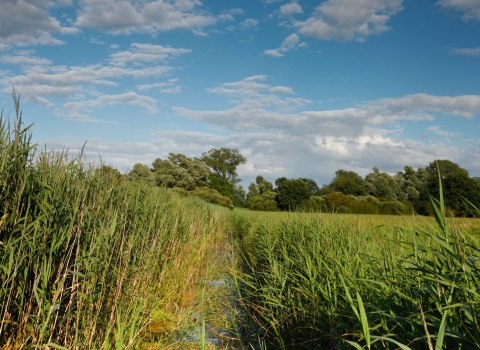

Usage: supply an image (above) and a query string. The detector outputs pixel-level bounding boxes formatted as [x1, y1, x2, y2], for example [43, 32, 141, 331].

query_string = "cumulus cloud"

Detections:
[264, 33, 305, 57]
[280, 2, 303, 16]
[166, 75, 480, 182]
[453, 47, 480, 56]
[239, 19, 259, 30]
[294, 0, 404, 42]
[437, 0, 480, 20]
[63, 92, 158, 114]
[0, 0, 77, 46]
[109, 43, 191, 65]
[0, 54, 52, 66]
[75, 0, 216, 34]
[428, 125, 461, 137]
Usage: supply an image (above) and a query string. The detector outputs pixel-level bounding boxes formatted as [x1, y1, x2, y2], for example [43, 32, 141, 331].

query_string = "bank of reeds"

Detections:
[0, 97, 228, 349]
[231, 196, 480, 348]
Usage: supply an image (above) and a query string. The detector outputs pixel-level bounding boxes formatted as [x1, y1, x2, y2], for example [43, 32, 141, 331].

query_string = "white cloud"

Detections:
[280, 2, 303, 16]
[0, 54, 52, 66]
[75, 0, 216, 34]
[109, 43, 191, 66]
[269, 86, 294, 94]
[294, 0, 403, 42]
[0, 0, 77, 46]
[453, 47, 480, 56]
[63, 92, 157, 114]
[90, 37, 106, 45]
[239, 19, 259, 30]
[428, 125, 461, 137]
[264, 49, 285, 57]
[263, 33, 303, 57]
[228, 8, 244, 15]
[437, 0, 480, 20]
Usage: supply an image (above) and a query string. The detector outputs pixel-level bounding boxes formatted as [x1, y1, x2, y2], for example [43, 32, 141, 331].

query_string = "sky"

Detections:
[1, 0, 480, 187]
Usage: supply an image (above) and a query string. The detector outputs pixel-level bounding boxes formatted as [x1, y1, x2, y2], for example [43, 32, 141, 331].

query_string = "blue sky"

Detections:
[1, 0, 479, 186]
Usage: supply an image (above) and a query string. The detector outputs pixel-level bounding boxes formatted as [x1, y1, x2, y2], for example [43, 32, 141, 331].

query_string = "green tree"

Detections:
[201, 147, 247, 184]
[424, 160, 480, 216]
[275, 178, 311, 211]
[128, 163, 155, 186]
[329, 170, 366, 196]
[324, 192, 350, 213]
[233, 184, 247, 208]
[247, 191, 279, 211]
[152, 153, 210, 190]
[256, 175, 274, 195]
[299, 178, 321, 195]
[364, 167, 402, 200]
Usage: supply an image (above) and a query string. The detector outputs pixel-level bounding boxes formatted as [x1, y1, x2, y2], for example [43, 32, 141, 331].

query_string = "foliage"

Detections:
[275, 177, 311, 211]
[201, 147, 247, 184]
[0, 99, 228, 349]
[128, 163, 155, 185]
[232, 184, 247, 208]
[152, 152, 210, 190]
[247, 191, 279, 211]
[329, 169, 366, 196]
[231, 189, 480, 349]
[192, 187, 234, 210]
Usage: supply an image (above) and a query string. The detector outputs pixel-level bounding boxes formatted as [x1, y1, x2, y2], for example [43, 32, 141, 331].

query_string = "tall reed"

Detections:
[231, 198, 480, 348]
[0, 95, 228, 349]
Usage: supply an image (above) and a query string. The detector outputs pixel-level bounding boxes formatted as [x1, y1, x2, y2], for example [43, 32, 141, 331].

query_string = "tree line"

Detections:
[113, 147, 479, 216]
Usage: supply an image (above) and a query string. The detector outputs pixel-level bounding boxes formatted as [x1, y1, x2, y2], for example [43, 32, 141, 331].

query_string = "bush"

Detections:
[170, 187, 191, 197]
[379, 200, 407, 215]
[192, 187, 234, 210]
[247, 191, 279, 211]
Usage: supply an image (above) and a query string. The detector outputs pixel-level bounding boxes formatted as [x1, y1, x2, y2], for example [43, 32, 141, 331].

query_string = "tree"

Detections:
[152, 153, 210, 190]
[233, 185, 247, 208]
[329, 170, 366, 196]
[364, 167, 401, 201]
[299, 178, 321, 195]
[256, 176, 274, 195]
[128, 163, 155, 186]
[275, 178, 311, 211]
[424, 160, 480, 216]
[325, 192, 350, 213]
[201, 148, 247, 184]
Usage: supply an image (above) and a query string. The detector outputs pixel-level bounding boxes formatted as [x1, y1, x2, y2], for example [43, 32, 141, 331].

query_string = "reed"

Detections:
[0, 95, 228, 349]
[231, 193, 480, 348]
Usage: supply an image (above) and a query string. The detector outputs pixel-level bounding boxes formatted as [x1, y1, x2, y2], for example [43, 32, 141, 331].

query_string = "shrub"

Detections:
[192, 187, 234, 210]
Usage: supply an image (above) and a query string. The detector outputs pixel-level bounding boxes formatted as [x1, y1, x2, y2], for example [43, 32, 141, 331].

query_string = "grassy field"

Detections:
[0, 105, 231, 349]
[230, 208, 480, 349]
[2, 100, 480, 349]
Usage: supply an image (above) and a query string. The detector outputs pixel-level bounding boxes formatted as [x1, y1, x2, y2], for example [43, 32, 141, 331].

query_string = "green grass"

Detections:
[230, 201, 480, 349]
[0, 97, 230, 349]
[2, 95, 480, 349]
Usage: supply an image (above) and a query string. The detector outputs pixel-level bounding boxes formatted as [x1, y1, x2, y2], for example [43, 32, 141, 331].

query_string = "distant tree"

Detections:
[247, 182, 260, 199]
[201, 148, 247, 184]
[299, 178, 321, 195]
[364, 167, 401, 201]
[95, 165, 122, 181]
[275, 178, 311, 211]
[208, 174, 234, 201]
[256, 175, 274, 195]
[329, 170, 366, 196]
[247, 191, 279, 211]
[424, 160, 480, 216]
[152, 153, 210, 190]
[192, 188, 234, 210]
[325, 192, 350, 213]
[233, 185, 247, 208]
[128, 163, 155, 186]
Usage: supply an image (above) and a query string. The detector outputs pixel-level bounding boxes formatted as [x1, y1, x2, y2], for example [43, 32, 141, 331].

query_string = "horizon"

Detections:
[1, 0, 479, 187]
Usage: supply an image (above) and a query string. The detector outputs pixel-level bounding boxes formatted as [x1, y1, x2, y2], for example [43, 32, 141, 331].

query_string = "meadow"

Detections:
[1, 100, 480, 349]
[230, 209, 480, 349]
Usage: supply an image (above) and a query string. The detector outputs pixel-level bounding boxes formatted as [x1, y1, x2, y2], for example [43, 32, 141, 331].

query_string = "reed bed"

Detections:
[0, 98, 229, 349]
[231, 201, 480, 348]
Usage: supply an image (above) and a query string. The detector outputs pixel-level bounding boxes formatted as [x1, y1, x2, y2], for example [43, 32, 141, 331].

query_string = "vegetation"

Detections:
[231, 203, 480, 349]
[2, 96, 480, 349]
[0, 98, 230, 349]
